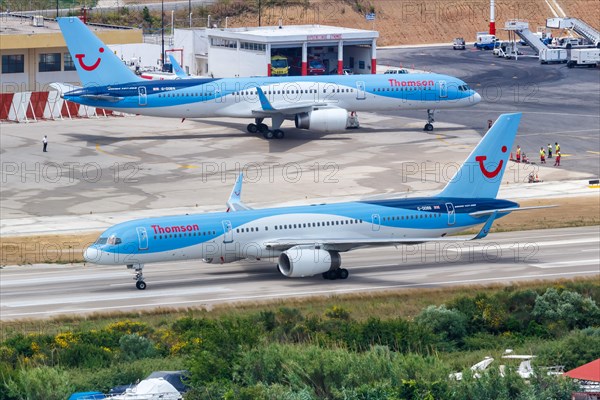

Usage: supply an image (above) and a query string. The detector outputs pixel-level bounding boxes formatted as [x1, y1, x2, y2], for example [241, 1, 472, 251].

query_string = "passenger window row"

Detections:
[382, 213, 441, 221]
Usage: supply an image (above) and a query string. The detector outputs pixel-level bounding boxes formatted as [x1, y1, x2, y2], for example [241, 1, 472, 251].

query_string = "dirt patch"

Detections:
[144, 0, 600, 46]
[1, 195, 598, 266]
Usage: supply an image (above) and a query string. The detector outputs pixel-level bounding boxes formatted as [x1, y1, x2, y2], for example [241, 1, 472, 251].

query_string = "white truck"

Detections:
[567, 48, 600, 68]
[474, 32, 496, 50]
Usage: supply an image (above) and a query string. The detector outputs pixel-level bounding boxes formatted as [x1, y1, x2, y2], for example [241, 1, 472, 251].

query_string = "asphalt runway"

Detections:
[378, 45, 600, 175]
[1, 226, 598, 320]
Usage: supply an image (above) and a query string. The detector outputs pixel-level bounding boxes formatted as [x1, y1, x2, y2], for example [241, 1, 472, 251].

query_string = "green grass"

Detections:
[2, 277, 597, 338]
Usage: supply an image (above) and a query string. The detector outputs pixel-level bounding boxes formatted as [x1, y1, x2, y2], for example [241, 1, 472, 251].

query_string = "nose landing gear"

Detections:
[128, 263, 146, 290]
[424, 109, 435, 131]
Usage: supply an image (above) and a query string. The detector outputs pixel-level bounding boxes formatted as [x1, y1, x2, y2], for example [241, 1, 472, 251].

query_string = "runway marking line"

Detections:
[3, 270, 598, 319]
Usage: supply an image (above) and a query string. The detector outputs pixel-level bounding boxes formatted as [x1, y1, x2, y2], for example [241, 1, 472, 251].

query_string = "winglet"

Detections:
[473, 211, 497, 240]
[226, 174, 251, 212]
[256, 87, 275, 111]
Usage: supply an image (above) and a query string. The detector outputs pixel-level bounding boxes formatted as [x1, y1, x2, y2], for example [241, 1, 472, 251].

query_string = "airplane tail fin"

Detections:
[168, 54, 187, 78]
[57, 17, 142, 86]
[437, 113, 521, 199]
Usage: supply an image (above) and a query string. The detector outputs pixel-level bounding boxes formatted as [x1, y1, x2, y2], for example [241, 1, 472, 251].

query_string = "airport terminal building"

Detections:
[0, 14, 142, 93]
[174, 24, 379, 78]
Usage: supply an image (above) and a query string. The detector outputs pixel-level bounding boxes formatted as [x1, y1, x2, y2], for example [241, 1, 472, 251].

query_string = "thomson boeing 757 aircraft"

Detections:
[84, 113, 551, 290]
[54, 17, 481, 139]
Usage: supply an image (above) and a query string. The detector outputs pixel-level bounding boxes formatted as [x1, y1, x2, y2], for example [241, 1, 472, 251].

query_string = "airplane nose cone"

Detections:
[473, 92, 482, 104]
[84, 246, 100, 263]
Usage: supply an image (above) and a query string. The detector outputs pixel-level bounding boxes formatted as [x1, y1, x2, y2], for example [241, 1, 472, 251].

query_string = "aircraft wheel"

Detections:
[247, 123, 258, 133]
[258, 123, 269, 133]
[274, 129, 285, 139]
[337, 268, 349, 280]
[264, 130, 274, 140]
[424, 123, 434, 131]
[322, 270, 336, 280]
[136, 280, 147, 290]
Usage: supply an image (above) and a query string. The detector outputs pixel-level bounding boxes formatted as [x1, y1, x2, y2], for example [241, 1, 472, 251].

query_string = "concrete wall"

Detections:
[109, 43, 162, 70]
[344, 46, 372, 73]
[208, 45, 267, 78]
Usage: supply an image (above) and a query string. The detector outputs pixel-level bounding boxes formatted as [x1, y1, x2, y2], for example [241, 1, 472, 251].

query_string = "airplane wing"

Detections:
[264, 211, 498, 252]
[252, 87, 330, 117]
[226, 174, 252, 212]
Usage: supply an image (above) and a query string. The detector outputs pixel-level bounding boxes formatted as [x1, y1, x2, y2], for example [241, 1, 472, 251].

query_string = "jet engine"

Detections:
[277, 245, 341, 277]
[295, 109, 348, 132]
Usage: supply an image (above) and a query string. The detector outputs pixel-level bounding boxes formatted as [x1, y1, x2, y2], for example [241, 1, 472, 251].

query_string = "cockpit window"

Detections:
[107, 235, 122, 245]
[95, 237, 108, 245]
[458, 85, 471, 92]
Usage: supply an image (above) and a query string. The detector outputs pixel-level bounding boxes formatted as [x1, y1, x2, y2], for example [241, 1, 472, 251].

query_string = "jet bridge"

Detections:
[547, 17, 600, 48]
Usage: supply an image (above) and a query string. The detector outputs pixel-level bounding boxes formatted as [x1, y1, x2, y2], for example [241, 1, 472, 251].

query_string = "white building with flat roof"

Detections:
[173, 24, 378, 78]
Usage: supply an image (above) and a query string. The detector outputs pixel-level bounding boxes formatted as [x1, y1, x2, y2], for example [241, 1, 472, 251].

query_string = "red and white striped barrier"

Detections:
[0, 91, 124, 123]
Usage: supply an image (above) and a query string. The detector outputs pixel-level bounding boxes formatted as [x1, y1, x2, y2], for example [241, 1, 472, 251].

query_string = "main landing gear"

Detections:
[128, 263, 146, 290]
[424, 109, 435, 131]
[322, 268, 349, 280]
[246, 117, 285, 140]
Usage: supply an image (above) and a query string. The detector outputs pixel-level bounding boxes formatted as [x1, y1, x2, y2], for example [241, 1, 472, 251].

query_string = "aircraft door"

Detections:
[439, 80, 447, 98]
[136, 227, 149, 250]
[371, 214, 381, 231]
[222, 220, 233, 243]
[356, 81, 366, 100]
[138, 86, 147, 106]
[445, 203, 455, 225]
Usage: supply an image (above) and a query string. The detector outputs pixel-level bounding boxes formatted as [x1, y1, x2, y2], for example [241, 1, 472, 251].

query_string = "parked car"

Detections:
[308, 59, 326, 75]
[453, 37, 466, 50]
[329, 66, 353, 75]
[383, 68, 409, 74]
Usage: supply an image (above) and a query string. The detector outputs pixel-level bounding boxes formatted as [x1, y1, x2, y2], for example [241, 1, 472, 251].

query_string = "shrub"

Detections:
[4, 366, 74, 400]
[119, 334, 156, 361]
[415, 305, 468, 345]
[533, 288, 600, 332]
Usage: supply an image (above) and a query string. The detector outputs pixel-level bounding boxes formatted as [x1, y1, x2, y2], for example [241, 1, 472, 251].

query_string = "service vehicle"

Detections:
[271, 55, 289, 76]
[567, 48, 600, 68]
[453, 37, 466, 50]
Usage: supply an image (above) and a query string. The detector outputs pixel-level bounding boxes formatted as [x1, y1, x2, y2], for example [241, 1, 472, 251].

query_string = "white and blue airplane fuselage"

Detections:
[55, 17, 481, 138]
[84, 113, 552, 290]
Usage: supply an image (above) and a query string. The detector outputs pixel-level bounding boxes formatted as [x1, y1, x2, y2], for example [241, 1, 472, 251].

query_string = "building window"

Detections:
[240, 41, 265, 52]
[64, 53, 76, 71]
[210, 37, 237, 49]
[2, 54, 25, 73]
[358, 60, 365, 69]
[39, 53, 61, 72]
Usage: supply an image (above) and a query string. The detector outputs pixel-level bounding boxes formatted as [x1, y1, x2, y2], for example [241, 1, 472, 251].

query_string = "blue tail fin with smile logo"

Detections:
[57, 17, 142, 86]
[437, 113, 522, 199]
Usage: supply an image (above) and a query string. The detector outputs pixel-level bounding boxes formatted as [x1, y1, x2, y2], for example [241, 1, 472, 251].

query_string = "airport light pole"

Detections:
[161, 0, 165, 70]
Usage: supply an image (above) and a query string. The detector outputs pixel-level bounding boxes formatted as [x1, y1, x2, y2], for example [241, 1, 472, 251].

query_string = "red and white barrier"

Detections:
[0, 91, 124, 123]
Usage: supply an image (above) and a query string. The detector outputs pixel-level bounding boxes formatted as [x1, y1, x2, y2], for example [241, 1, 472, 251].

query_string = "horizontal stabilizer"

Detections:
[469, 205, 557, 217]
[81, 94, 124, 102]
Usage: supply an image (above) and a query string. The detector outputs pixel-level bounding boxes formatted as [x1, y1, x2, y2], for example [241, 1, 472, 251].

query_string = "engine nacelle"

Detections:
[202, 254, 243, 264]
[278, 245, 341, 278]
[294, 109, 348, 132]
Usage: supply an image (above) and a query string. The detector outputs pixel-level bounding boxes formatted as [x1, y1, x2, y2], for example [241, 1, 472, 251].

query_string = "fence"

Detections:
[0, 91, 125, 123]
